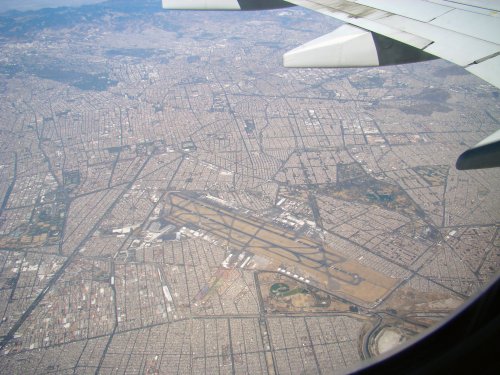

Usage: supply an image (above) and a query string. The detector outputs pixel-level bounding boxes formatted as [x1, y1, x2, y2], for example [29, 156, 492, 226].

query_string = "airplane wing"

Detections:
[162, 0, 500, 170]
[281, 1, 500, 86]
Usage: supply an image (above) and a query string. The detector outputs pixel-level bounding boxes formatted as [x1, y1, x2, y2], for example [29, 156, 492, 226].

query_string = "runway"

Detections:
[167, 192, 398, 307]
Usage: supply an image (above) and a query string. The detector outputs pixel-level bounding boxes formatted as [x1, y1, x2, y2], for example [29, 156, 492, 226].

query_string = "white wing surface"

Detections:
[280, 0, 500, 169]
[283, 0, 500, 89]
[163, 0, 500, 169]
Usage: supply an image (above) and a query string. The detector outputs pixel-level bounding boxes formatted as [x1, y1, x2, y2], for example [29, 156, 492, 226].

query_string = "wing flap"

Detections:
[430, 9, 500, 45]
[357, 0, 452, 22]
[431, 0, 500, 13]
[322, 14, 434, 49]
[375, 15, 500, 66]
[466, 54, 500, 89]
[286, 0, 500, 88]
[282, 0, 500, 170]
[165, 0, 500, 170]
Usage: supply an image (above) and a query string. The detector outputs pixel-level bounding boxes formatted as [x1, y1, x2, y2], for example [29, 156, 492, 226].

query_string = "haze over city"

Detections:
[0, 0, 499, 373]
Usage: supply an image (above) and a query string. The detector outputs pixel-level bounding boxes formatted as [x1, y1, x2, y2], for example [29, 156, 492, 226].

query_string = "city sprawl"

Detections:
[0, 1, 499, 374]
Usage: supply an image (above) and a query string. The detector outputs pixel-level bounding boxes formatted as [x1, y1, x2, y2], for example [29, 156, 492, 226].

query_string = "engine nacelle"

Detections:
[162, 0, 294, 10]
[284, 24, 437, 68]
[456, 129, 500, 170]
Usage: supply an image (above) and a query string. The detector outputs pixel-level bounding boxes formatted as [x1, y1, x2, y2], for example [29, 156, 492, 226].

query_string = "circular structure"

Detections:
[270, 283, 290, 296]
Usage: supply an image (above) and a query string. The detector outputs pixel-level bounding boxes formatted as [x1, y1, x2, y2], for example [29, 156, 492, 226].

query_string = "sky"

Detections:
[0, 0, 107, 13]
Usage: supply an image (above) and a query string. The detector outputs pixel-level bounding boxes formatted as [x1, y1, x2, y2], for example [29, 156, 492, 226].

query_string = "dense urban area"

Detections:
[0, 0, 499, 373]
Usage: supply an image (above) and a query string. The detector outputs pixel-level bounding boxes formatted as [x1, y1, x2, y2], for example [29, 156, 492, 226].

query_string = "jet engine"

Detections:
[284, 24, 437, 68]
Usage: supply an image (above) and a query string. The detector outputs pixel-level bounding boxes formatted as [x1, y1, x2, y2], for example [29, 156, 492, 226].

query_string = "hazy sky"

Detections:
[0, 0, 107, 13]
